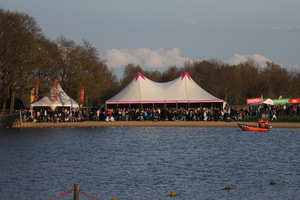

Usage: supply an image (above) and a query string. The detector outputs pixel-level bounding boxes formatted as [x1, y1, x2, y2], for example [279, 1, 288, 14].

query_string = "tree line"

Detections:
[120, 60, 300, 105]
[1, 9, 299, 111]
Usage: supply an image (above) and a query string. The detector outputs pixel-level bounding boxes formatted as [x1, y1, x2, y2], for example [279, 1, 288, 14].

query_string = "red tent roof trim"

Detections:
[181, 72, 191, 80]
[135, 72, 145, 81]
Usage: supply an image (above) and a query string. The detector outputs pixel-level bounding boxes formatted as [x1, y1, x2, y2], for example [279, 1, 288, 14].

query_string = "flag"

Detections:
[34, 80, 40, 102]
[80, 85, 85, 103]
[53, 78, 59, 102]
[30, 88, 35, 103]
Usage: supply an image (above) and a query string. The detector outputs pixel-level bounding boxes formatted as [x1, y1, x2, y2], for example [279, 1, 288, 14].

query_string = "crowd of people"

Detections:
[21, 108, 84, 123]
[21, 104, 300, 123]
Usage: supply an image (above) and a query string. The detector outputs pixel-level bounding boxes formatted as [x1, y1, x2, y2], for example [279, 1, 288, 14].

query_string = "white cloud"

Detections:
[287, 25, 300, 31]
[272, 25, 300, 31]
[225, 53, 271, 67]
[225, 54, 300, 72]
[106, 48, 191, 69]
[106, 50, 299, 76]
[181, 18, 194, 25]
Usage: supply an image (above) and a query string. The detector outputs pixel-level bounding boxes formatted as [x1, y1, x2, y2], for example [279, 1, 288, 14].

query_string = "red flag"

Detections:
[34, 80, 40, 102]
[80, 85, 85, 102]
[53, 78, 59, 102]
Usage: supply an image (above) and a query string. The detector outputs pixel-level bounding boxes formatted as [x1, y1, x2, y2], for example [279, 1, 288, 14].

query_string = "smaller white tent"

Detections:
[30, 84, 79, 111]
[263, 98, 274, 105]
[250, 98, 274, 106]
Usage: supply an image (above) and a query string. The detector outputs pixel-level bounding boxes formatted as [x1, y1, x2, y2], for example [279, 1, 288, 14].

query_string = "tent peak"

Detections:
[135, 72, 145, 81]
[181, 72, 191, 80]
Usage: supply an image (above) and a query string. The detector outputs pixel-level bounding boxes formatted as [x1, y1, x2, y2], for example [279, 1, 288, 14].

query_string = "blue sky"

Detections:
[2, 0, 300, 78]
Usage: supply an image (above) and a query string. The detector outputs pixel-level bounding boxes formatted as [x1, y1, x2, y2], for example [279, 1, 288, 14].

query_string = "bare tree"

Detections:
[0, 9, 43, 111]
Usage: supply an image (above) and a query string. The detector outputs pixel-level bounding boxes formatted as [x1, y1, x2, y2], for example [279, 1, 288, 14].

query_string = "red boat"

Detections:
[238, 123, 270, 131]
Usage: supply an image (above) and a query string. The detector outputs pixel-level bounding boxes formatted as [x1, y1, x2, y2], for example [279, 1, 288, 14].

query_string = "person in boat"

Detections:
[264, 119, 270, 129]
[258, 118, 264, 128]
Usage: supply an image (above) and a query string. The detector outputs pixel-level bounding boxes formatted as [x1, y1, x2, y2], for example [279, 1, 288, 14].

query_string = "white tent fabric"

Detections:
[251, 98, 274, 105]
[106, 72, 224, 104]
[30, 84, 79, 110]
[263, 98, 274, 105]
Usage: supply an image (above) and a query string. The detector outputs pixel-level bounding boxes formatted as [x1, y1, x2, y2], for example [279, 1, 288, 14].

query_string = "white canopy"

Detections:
[106, 72, 224, 104]
[263, 98, 274, 105]
[30, 84, 79, 110]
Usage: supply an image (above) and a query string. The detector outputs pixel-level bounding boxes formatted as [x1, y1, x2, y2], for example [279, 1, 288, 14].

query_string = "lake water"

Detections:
[0, 126, 300, 200]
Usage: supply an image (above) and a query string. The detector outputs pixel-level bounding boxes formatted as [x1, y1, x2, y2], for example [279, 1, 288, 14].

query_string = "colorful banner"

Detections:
[34, 80, 40, 102]
[273, 98, 289, 105]
[290, 99, 300, 104]
[80, 85, 85, 103]
[247, 98, 262, 104]
[30, 88, 35, 103]
[53, 78, 59, 102]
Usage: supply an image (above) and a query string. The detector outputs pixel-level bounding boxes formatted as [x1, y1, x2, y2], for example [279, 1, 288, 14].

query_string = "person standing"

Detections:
[96, 109, 100, 121]
[258, 118, 264, 128]
[264, 119, 270, 129]
[271, 109, 277, 120]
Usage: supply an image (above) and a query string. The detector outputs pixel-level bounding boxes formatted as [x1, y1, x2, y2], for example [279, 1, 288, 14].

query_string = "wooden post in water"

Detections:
[74, 184, 79, 200]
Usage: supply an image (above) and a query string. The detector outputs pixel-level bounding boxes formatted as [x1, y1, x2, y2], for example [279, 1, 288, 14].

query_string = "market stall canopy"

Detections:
[30, 84, 79, 110]
[247, 98, 274, 105]
[263, 98, 274, 105]
[106, 72, 224, 104]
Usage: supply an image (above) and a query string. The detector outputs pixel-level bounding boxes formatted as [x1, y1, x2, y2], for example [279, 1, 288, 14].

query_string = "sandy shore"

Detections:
[20, 121, 300, 128]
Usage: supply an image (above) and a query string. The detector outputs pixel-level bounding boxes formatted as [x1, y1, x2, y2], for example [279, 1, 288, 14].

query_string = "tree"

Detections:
[144, 70, 162, 82]
[262, 62, 290, 98]
[290, 71, 300, 98]
[119, 64, 143, 89]
[161, 66, 182, 82]
[0, 9, 43, 111]
[54, 37, 118, 107]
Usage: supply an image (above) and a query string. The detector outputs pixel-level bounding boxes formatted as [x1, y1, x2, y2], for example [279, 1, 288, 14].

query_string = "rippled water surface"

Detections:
[1, 126, 300, 200]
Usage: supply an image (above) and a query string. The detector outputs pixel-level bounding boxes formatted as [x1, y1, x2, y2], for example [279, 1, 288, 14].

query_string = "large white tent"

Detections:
[30, 84, 79, 111]
[106, 72, 224, 105]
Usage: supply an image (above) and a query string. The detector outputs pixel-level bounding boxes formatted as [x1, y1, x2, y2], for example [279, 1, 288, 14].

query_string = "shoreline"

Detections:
[20, 121, 300, 128]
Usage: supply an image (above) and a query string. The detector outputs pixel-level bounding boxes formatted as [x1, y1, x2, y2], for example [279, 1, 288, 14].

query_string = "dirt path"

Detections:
[20, 121, 300, 128]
